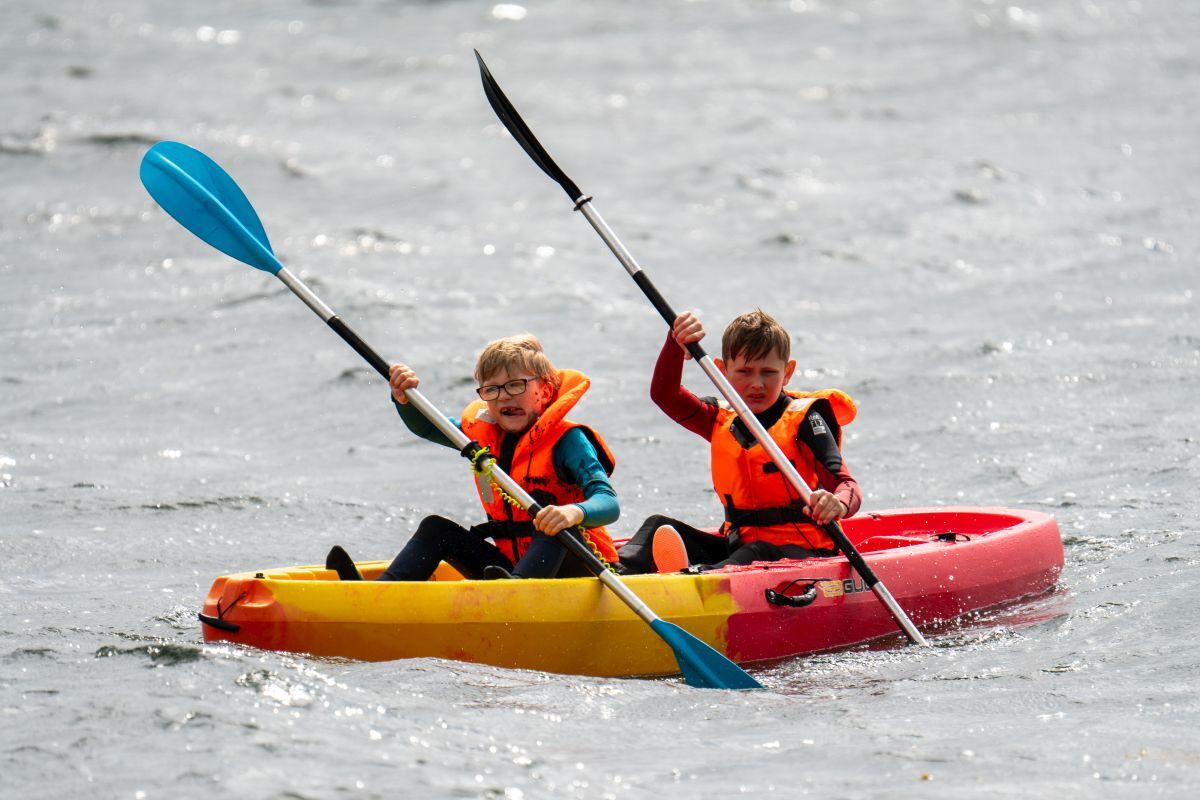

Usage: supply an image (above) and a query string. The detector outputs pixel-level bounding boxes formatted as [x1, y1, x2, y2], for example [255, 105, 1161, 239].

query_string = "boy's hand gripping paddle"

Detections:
[139, 141, 764, 690]
[474, 52, 928, 647]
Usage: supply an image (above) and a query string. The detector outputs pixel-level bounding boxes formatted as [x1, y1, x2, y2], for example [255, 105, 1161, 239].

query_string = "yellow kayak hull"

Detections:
[202, 562, 744, 677]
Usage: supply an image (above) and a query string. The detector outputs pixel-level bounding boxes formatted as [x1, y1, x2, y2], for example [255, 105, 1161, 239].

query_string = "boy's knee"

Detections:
[635, 514, 673, 535]
[414, 515, 456, 539]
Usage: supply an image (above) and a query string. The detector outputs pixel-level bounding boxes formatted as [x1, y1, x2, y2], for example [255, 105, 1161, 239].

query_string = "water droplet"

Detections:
[492, 4, 528, 21]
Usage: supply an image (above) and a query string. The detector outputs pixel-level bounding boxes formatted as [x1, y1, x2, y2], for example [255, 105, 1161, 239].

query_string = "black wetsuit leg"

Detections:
[378, 515, 514, 581]
[709, 540, 826, 569]
[510, 530, 567, 579]
[511, 528, 601, 579]
[616, 514, 731, 574]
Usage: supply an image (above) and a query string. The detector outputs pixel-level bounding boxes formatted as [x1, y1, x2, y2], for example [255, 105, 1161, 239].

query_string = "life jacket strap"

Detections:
[723, 496, 813, 529]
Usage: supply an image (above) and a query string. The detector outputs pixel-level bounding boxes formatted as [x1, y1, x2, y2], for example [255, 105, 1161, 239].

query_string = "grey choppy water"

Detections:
[2, 0, 1197, 797]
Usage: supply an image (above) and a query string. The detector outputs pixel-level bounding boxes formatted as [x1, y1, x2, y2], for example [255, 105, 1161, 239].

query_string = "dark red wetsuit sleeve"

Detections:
[796, 408, 862, 516]
[649, 333, 719, 440]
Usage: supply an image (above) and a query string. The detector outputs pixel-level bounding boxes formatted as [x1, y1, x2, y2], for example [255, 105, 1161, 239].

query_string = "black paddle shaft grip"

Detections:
[327, 316, 391, 380]
[630, 271, 708, 362]
[823, 520, 881, 588]
[557, 526, 611, 578]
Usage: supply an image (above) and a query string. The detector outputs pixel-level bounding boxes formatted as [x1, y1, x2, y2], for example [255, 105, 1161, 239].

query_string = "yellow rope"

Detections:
[469, 446, 616, 572]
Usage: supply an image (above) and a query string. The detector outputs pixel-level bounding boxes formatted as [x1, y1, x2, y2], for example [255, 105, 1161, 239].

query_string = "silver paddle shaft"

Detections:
[576, 201, 928, 645]
[277, 268, 335, 320]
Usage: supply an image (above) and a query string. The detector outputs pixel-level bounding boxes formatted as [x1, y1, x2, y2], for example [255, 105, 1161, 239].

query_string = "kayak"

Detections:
[198, 507, 1063, 678]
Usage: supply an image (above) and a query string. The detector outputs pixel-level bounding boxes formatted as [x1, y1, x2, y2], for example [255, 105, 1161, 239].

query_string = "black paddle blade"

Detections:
[474, 50, 584, 203]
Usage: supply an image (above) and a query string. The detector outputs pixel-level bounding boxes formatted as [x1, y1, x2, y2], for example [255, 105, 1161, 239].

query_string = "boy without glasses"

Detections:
[617, 309, 860, 574]
[327, 334, 619, 580]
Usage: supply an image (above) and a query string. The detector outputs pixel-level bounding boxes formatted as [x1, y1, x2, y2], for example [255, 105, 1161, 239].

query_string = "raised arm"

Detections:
[390, 363, 458, 448]
[649, 317, 719, 440]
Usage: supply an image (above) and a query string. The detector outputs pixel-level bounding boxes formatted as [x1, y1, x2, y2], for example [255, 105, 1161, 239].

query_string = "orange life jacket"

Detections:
[710, 389, 856, 551]
[459, 369, 618, 564]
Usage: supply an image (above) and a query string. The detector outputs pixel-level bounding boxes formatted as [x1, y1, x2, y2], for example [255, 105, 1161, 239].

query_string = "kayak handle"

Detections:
[198, 592, 246, 633]
[765, 578, 830, 609]
[198, 613, 240, 633]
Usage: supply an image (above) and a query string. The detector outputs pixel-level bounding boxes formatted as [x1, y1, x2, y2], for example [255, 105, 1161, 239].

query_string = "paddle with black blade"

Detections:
[475, 52, 929, 646]
[139, 141, 763, 689]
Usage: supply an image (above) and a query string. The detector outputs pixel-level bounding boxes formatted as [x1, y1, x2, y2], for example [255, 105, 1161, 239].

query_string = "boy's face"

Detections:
[478, 367, 554, 434]
[715, 350, 796, 414]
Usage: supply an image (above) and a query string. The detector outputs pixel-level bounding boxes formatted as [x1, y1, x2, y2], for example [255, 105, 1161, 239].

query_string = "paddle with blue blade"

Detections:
[474, 52, 929, 647]
[139, 141, 763, 690]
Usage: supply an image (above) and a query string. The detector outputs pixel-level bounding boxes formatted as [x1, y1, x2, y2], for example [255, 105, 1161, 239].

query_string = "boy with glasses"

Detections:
[326, 334, 619, 580]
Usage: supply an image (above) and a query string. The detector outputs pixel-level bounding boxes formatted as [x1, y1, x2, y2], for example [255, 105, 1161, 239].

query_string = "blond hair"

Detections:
[474, 334, 561, 393]
[721, 309, 791, 363]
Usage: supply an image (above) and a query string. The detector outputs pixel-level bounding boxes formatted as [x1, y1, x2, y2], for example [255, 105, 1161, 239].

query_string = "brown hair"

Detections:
[721, 309, 791, 363]
[474, 334, 561, 393]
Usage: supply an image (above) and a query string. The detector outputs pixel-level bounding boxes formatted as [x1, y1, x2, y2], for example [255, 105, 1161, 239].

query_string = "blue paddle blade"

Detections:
[650, 619, 763, 690]
[139, 141, 282, 275]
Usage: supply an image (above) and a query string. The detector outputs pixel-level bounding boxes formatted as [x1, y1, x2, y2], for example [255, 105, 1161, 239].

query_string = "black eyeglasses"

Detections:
[476, 377, 540, 401]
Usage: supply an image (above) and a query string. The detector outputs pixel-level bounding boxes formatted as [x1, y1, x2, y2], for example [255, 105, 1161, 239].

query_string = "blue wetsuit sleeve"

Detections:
[551, 427, 620, 528]
[393, 398, 459, 449]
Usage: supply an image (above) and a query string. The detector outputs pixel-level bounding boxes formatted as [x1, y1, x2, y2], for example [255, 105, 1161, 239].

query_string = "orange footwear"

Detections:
[651, 525, 689, 573]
